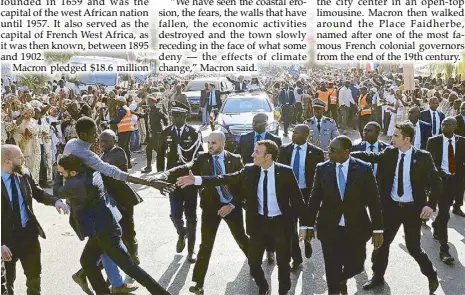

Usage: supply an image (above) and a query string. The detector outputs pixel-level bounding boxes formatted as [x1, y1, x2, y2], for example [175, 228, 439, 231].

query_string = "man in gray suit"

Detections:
[306, 98, 340, 153]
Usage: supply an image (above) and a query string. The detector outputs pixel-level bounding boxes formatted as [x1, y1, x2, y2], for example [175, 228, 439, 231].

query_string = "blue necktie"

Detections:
[214, 156, 233, 202]
[338, 164, 346, 199]
[255, 134, 261, 146]
[293, 146, 301, 181]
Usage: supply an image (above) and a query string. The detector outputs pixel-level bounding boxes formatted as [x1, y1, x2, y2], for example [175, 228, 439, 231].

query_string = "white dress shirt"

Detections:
[338, 86, 355, 107]
[336, 157, 350, 226]
[258, 163, 282, 216]
[291, 143, 307, 189]
[391, 148, 414, 202]
[413, 121, 422, 149]
[430, 110, 440, 135]
[441, 135, 456, 175]
[365, 141, 379, 176]
[294, 87, 302, 103]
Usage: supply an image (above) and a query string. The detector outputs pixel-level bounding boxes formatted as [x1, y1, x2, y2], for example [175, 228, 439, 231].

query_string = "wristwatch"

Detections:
[228, 203, 235, 209]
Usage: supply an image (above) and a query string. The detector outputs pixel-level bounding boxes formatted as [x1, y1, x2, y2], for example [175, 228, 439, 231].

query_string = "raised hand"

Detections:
[176, 170, 195, 188]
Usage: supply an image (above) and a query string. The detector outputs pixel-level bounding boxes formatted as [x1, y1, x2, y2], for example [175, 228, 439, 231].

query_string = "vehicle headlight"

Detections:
[215, 125, 229, 134]
[266, 121, 279, 132]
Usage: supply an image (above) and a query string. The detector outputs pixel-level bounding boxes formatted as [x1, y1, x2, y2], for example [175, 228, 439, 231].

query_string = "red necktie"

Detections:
[448, 139, 456, 174]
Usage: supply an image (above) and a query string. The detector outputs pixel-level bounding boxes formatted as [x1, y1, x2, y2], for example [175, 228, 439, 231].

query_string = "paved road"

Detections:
[12, 123, 465, 295]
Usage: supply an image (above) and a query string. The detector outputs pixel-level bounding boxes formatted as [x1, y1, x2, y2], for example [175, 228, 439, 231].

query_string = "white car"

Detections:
[214, 92, 279, 151]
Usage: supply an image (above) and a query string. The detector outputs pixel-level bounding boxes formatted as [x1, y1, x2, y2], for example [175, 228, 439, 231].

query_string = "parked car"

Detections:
[182, 77, 234, 117]
[214, 92, 280, 151]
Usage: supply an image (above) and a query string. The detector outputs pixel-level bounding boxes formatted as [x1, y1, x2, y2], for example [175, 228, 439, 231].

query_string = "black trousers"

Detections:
[372, 201, 436, 279]
[80, 223, 168, 295]
[293, 102, 303, 124]
[146, 132, 161, 168]
[4, 222, 41, 295]
[169, 187, 198, 253]
[290, 188, 310, 265]
[321, 227, 366, 295]
[117, 131, 132, 167]
[192, 206, 249, 286]
[282, 105, 293, 134]
[453, 183, 464, 209]
[432, 174, 459, 253]
[249, 216, 291, 294]
[39, 144, 47, 185]
[327, 104, 338, 122]
[119, 205, 139, 264]
[358, 114, 372, 138]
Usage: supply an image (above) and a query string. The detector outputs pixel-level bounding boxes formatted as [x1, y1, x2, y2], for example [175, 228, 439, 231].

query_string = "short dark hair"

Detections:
[336, 136, 352, 151]
[57, 154, 82, 172]
[257, 140, 279, 161]
[366, 121, 381, 134]
[395, 121, 415, 142]
[75, 116, 96, 135]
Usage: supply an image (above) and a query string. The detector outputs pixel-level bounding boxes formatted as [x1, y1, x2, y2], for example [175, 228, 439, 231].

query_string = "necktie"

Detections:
[210, 92, 214, 106]
[317, 119, 321, 132]
[369, 145, 375, 170]
[214, 156, 233, 202]
[10, 174, 23, 229]
[448, 139, 456, 174]
[397, 154, 405, 197]
[432, 112, 437, 135]
[177, 127, 181, 138]
[255, 134, 261, 146]
[263, 170, 268, 216]
[293, 146, 301, 181]
[337, 164, 346, 199]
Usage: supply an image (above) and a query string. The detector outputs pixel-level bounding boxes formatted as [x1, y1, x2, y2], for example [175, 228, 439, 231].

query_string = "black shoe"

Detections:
[428, 275, 439, 294]
[304, 241, 312, 258]
[291, 260, 302, 271]
[362, 275, 385, 290]
[258, 288, 270, 295]
[187, 252, 197, 263]
[340, 279, 348, 295]
[176, 235, 186, 253]
[433, 231, 440, 240]
[267, 251, 275, 263]
[142, 167, 152, 173]
[72, 270, 94, 295]
[440, 252, 455, 265]
[452, 208, 465, 217]
[189, 283, 204, 294]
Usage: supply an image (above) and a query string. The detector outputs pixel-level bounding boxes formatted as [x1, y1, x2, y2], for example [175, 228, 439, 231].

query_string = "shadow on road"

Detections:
[158, 254, 192, 295]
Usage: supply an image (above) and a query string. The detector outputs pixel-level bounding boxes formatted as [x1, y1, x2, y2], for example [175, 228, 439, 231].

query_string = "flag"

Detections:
[366, 63, 378, 72]
[209, 110, 215, 122]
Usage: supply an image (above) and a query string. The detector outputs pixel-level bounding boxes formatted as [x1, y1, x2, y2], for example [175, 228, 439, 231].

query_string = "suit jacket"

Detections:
[234, 131, 282, 164]
[277, 143, 324, 192]
[304, 158, 383, 242]
[1, 169, 59, 247]
[200, 89, 209, 107]
[101, 146, 143, 209]
[157, 124, 204, 171]
[351, 140, 389, 152]
[426, 135, 465, 182]
[198, 163, 305, 236]
[351, 146, 441, 211]
[455, 114, 465, 137]
[420, 110, 445, 134]
[206, 90, 222, 109]
[417, 120, 432, 149]
[278, 89, 296, 105]
[161, 151, 244, 211]
[227, 77, 247, 92]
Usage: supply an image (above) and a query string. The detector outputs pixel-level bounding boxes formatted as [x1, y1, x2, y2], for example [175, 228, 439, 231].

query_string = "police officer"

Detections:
[157, 101, 203, 263]
[142, 94, 169, 173]
[305, 98, 339, 153]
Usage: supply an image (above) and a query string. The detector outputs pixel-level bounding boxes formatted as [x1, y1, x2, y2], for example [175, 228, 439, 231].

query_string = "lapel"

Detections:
[224, 151, 233, 173]
[361, 141, 367, 151]
[329, 162, 341, 201]
[344, 158, 357, 200]
[15, 173, 29, 202]
[304, 143, 312, 169]
[410, 147, 418, 181]
[286, 144, 294, 165]
[274, 164, 281, 201]
[1, 179, 12, 210]
[206, 154, 214, 174]
[438, 136, 444, 163]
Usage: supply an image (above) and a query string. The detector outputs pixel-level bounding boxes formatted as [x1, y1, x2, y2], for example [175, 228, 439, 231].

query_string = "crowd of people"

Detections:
[1, 65, 465, 295]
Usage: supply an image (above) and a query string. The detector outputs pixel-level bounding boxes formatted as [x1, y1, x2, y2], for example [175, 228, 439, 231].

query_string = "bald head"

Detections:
[293, 124, 310, 135]
[100, 129, 116, 140]
[1, 144, 23, 173]
[292, 124, 310, 145]
[99, 129, 117, 152]
[1, 144, 21, 161]
[207, 131, 226, 155]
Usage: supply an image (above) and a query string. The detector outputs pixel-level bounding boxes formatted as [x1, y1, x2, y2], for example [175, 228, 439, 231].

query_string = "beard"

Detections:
[13, 164, 26, 175]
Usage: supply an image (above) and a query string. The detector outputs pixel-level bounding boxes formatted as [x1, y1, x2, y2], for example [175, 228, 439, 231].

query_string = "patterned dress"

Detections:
[13, 119, 41, 183]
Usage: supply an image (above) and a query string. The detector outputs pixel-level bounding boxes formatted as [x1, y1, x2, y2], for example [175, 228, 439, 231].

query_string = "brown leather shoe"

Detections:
[110, 283, 139, 293]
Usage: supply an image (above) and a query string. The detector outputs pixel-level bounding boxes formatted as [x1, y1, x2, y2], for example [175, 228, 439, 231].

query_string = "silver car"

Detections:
[214, 92, 280, 151]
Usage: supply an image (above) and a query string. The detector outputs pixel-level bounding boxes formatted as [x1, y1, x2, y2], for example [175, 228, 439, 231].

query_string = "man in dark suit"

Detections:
[352, 121, 389, 176]
[227, 75, 247, 92]
[408, 106, 432, 150]
[206, 83, 223, 123]
[352, 122, 440, 294]
[279, 84, 296, 136]
[234, 112, 281, 262]
[100, 130, 144, 268]
[177, 140, 305, 295]
[420, 97, 445, 136]
[455, 101, 465, 137]
[1, 144, 69, 295]
[301, 136, 384, 295]
[155, 131, 248, 294]
[157, 101, 203, 262]
[278, 124, 324, 269]
[55, 154, 170, 295]
[427, 117, 465, 264]
[200, 83, 210, 125]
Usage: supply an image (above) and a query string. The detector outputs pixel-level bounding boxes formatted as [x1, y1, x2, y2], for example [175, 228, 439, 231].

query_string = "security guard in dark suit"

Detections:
[157, 101, 203, 262]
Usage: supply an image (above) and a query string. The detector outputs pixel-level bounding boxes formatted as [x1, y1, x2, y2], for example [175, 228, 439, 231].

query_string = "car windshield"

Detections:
[222, 97, 271, 114]
[75, 72, 117, 86]
[185, 81, 212, 91]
